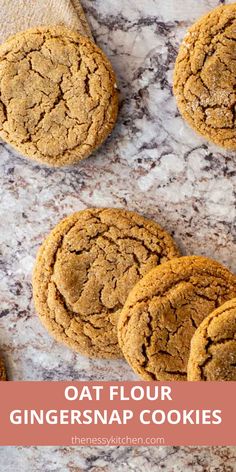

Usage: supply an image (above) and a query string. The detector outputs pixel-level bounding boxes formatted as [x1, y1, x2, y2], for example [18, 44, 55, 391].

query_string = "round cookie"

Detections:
[0, 357, 6, 381]
[118, 256, 236, 380]
[0, 26, 118, 166]
[33, 208, 180, 358]
[188, 298, 236, 381]
[173, 4, 236, 150]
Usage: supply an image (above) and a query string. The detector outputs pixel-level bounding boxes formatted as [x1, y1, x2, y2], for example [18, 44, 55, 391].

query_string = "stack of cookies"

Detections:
[33, 208, 236, 382]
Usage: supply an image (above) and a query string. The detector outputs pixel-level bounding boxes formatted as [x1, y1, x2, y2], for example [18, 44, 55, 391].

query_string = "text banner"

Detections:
[0, 381, 235, 446]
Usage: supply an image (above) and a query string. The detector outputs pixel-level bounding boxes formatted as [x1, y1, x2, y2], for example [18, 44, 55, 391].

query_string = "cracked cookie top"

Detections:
[188, 298, 236, 381]
[33, 208, 179, 358]
[0, 26, 118, 166]
[118, 256, 236, 380]
[0, 357, 6, 381]
[173, 4, 236, 150]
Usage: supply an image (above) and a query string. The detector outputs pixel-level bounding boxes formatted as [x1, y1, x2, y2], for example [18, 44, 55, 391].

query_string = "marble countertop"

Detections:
[0, 0, 235, 469]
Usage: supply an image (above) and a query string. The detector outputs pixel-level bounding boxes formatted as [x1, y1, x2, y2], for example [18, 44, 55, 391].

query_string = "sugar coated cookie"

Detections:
[33, 208, 179, 358]
[0, 357, 6, 381]
[118, 256, 236, 380]
[173, 4, 236, 150]
[188, 298, 236, 381]
[0, 26, 118, 166]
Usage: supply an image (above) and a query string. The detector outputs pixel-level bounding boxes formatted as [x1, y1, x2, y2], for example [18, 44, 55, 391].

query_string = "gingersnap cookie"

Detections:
[188, 298, 236, 381]
[0, 26, 118, 166]
[0, 357, 6, 381]
[33, 208, 180, 358]
[173, 4, 236, 150]
[118, 256, 236, 380]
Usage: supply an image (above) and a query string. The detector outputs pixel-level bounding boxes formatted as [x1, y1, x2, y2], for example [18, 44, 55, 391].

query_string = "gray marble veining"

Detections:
[0, 0, 236, 469]
[1, 445, 236, 471]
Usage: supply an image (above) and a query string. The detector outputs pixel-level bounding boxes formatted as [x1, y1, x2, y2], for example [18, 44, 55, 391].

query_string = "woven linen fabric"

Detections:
[0, 0, 92, 43]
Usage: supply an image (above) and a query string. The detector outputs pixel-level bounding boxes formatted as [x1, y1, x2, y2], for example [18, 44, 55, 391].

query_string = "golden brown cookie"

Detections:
[0, 357, 6, 381]
[33, 208, 180, 358]
[173, 4, 236, 150]
[0, 26, 118, 166]
[188, 298, 236, 381]
[118, 256, 236, 380]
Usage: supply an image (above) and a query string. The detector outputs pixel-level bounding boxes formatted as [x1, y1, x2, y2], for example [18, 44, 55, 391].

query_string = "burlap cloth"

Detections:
[0, 0, 92, 43]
